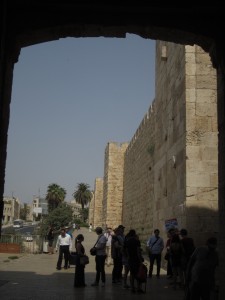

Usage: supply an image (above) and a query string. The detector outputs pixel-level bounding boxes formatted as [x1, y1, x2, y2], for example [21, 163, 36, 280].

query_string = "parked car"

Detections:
[24, 232, 33, 242]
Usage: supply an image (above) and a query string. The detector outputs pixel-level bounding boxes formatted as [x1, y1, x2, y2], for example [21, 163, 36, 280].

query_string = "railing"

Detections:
[0, 234, 46, 254]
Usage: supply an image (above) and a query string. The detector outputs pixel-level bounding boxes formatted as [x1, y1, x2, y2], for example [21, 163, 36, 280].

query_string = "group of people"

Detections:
[146, 227, 219, 300]
[46, 224, 219, 299]
[85, 225, 146, 293]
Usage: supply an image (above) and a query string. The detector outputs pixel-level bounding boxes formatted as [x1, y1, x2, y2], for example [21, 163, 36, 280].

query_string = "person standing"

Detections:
[104, 227, 113, 267]
[111, 227, 123, 284]
[147, 229, 164, 278]
[179, 228, 195, 284]
[74, 234, 86, 288]
[169, 232, 185, 289]
[89, 223, 93, 232]
[165, 229, 175, 278]
[91, 227, 107, 287]
[47, 225, 54, 254]
[125, 229, 144, 293]
[55, 228, 72, 270]
[186, 237, 219, 300]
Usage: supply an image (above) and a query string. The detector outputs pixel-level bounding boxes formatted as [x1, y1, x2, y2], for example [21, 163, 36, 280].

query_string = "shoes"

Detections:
[63, 266, 68, 269]
[74, 284, 86, 288]
[131, 288, 136, 294]
[112, 280, 121, 284]
[56, 267, 61, 270]
[91, 282, 99, 287]
[148, 274, 152, 278]
[137, 289, 145, 294]
[101, 283, 105, 287]
[156, 274, 160, 278]
[123, 284, 130, 289]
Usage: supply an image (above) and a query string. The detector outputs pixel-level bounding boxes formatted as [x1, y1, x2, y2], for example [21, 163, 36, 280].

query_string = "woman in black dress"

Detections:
[74, 234, 86, 287]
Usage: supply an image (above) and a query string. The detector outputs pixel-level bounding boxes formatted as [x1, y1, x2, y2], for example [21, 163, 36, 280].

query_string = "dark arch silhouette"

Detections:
[1, 3, 225, 298]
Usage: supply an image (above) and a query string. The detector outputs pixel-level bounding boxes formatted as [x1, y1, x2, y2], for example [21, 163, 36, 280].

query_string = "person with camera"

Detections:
[91, 227, 107, 287]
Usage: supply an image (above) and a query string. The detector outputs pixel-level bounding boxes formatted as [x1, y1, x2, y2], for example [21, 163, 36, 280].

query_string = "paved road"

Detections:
[0, 227, 185, 300]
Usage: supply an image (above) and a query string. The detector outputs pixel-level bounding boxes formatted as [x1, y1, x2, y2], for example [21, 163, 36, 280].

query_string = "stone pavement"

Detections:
[0, 227, 185, 300]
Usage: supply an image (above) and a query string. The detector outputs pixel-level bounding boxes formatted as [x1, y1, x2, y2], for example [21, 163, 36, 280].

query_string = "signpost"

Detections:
[165, 218, 178, 231]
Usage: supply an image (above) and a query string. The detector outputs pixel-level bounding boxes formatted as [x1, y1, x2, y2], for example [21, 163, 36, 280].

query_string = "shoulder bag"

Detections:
[80, 254, 89, 265]
[90, 237, 101, 256]
[147, 237, 159, 255]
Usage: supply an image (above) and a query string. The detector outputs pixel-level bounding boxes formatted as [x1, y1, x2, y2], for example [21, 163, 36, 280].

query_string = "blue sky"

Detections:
[4, 34, 155, 203]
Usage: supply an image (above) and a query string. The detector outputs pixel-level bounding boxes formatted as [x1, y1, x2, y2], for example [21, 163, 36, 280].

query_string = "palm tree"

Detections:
[46, 183, 66, 213]
[73, 183, 92, 221]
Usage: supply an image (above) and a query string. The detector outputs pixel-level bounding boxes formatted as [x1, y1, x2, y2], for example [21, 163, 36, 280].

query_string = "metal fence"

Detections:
[0, 234, 46, 254]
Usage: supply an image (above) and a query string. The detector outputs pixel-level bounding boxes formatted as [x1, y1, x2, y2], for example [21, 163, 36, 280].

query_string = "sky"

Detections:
[4, 34, 155, 204]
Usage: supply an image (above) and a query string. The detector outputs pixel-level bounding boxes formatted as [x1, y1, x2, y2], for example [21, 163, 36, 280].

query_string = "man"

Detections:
[65, 226, 73, 268]
[179, 228, 195, 282]
[91, 227, 107, 287]
[104, 227, 113, 267]
[111, 227, 123, 284]
[186, 237, 219, 300]
[147, 229, 164, 278]
[55, 228, 72, 270]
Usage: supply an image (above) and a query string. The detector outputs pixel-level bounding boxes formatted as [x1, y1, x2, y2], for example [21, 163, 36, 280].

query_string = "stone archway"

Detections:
[1, 3, 225, 299]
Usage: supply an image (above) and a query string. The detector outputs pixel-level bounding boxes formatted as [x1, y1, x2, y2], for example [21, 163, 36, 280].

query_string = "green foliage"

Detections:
[46, 183, 67, 213]
[73, 183, 92, 209]
[38, 202, 73, 237]
[80, 208, 89, 223]
[20, 203, 30, 220]
[3, 227, 16, 234]
[8, 256, 19, 260]
[73, 183, 92, 222]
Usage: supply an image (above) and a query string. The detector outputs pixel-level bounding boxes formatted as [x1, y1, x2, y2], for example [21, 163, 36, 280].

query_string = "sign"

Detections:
[33, 207, 42, 214]
[165, 218, 178, 231]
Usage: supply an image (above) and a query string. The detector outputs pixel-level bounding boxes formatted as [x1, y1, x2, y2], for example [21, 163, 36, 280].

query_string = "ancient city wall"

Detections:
[91, 41, 218, 248]
[122, 42, 218, 246]
[123, 42, 187, 242]
[91, 177, 103, 228]
[185, 45, 218, 245]
[102, 142, 128, 229]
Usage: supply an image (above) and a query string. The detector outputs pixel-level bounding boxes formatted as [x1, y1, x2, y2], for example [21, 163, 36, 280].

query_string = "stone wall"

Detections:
[102, 142, 128, 229]
[92, 41, 218, 248]
[122, 42, 218, 246]
[91, 178, 103, 228]
[185, 45, 218, 245]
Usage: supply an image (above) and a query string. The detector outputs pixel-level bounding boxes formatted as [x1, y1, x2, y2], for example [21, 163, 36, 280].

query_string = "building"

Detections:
[2, 196, 20, 224]
[32, 196, 48, 220]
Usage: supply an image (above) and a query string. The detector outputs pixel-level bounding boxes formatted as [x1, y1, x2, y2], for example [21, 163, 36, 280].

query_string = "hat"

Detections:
[118, 225, 125, 229]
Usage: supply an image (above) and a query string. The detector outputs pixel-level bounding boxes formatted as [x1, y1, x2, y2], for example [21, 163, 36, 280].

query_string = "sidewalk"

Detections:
[0, 227, 184, 300]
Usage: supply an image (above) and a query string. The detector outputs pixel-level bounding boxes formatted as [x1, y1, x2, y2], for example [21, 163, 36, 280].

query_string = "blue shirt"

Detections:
[147, 235, 164, 254]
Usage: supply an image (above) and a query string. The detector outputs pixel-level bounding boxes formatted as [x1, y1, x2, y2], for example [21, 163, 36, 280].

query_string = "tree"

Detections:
[20, 203, 30, 220]
[73, 183, 92, 221]
[38, 202, 73, 237]
[46, 183, 66, 213]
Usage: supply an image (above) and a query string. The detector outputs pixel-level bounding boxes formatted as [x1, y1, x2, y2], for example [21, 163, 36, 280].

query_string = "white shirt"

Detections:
[104, 232, 112, 247]
[55, 233, 72, 251]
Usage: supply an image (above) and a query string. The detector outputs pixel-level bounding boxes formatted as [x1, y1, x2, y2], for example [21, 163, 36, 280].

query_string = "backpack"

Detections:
[136, 263, 148, 282]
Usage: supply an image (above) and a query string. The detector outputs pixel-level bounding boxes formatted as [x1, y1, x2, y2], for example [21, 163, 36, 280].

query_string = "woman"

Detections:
[125, 229, 144, 293]
[74, 234, 86, 287]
